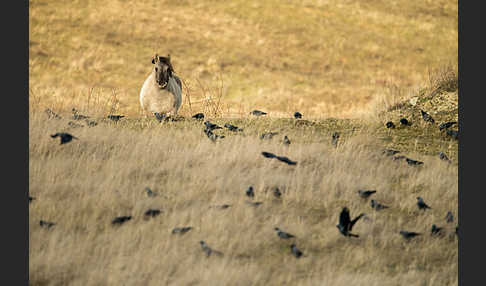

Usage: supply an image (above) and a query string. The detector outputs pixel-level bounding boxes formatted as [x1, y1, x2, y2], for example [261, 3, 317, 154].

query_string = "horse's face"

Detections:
[152, 54, 173, 88]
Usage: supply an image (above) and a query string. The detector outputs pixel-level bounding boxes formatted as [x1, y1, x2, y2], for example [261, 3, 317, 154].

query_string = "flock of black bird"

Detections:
[36, 107, 457, 260]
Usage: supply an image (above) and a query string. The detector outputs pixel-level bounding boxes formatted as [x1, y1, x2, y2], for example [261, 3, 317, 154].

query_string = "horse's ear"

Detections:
[152, 54, 159, 64]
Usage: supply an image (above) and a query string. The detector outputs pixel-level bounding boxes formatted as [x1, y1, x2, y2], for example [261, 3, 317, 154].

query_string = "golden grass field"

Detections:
[29, 0, 458, 285]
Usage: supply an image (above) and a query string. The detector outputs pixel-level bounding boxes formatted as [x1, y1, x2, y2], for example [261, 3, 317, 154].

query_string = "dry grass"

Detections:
[29, 0, 457, 118]
[30, 104, 457, 285]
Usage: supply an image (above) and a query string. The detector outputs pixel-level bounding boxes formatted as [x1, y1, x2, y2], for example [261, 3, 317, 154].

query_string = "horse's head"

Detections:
[152, 54, 175, 88]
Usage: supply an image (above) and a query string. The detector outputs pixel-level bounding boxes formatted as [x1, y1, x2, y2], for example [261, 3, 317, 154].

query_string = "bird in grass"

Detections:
[331, 132, 340, 148]
[224, 123, 242, 131]
[45, 108, 62, 119]
[439, 121, 457, 131]
[290, 244, 303, 258]
[145, 187, 157, 197]
[416, 197, 431, 210]
[275, 227, 296, 239]
[200, 241, 223, 257]
[420, 110, 435, 123]
[283, 136, 291, 145]
[439, 152, 451, 162]
[40, 220, 56, 229]
[204, 128, 225, 142]
[294, 112, 302, 119]
[358, 190, 376, 199]
[260, 132, 279, 140]
[107, 115, 125, 122]
[246, 201, 263, 207]
[431, 224, 444, 236]
[144, 209, 161, 218]
[336, 207, 364, 238]
[72, 108, 89, 120]
[250, 110, 267, 116]
[273, 187, 282, 198]
[210, 204, 231, 210]
[371, 199, 389, 210]
[406, 158, 424, 166]
[445, 211, 454, 223]
[246, 186, 255, 199]
[446, 129, 458, 140]
[204, 121, 223, 130]
[112, 216, 132, 225]
[400, 230, 421, 239]
[172, 227, 192, 234]
[400, 118, 412, 126]
[383, 149, 400, 156]
[276, 156, 298, 166]
[51, 133, 78, 145]
[385, 121, 395, 129]
[192, 113, 205, 120]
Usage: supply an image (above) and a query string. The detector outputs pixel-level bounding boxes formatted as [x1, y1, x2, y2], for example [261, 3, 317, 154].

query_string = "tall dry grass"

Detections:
[29, 107, 457, 285]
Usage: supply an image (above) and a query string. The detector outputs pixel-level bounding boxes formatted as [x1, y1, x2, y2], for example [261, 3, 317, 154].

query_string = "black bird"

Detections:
[51, 133, 78, 145]
[145, 187, 157, 197]
[439, 152, 451, 162]
[260, 132, 279, 140]
[246, 201, 263, 207]
[68, 121, 84, 128]
[439, 121, 457, 131]
[294, 112, 302, 119]
[385, 121, 395, 129]
[246, 186, 255, 198]
[400, 230, 421, 239]
[250, 110, 267, 116]
[39, 220, 56, 229]
[112, 216, 132, 225]
[420, 110, 435, 123]
[144, 209, 161, 218]
[224, 123, 242, 131]
[172, 227, 193, 234]
[445, 211, 454, 223]
[204, 128, 225, 142]
[383, 149, 400, 156]
[416, 197, 431, 210]
[45, 108, 62, 119]
[107, 115, 125, 122]
[276, 156, 298, 165]
[272, 187, 282, 198]
[192, 113, 205, 120]
[283, 136, 291, 145]
[275, 227, 296, 239]
[406, 158, 424, 166]
[336, 207, 364, 237]
[154, 112, 168, 122]
[431, 224, 444, 236]
[72, 108, 89, 120]
[371, 199, 389, 210]
[262, 151, 277, 159]
[210, 204, 231, 209]
[400, 118, 412, 126]
[29, 196, 35, 203]
[331, 132, 340, 148]
[200, 241, 223, 257]
[446, 129, 458, 140]
[204, 121, 223, 130]
[358, 190, 376, 199]
[290, 244, 303, 258]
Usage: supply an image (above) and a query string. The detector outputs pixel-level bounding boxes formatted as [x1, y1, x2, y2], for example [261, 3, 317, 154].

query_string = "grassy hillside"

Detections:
[29, 1, 458, 285]
[29, 0, 457, 118]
